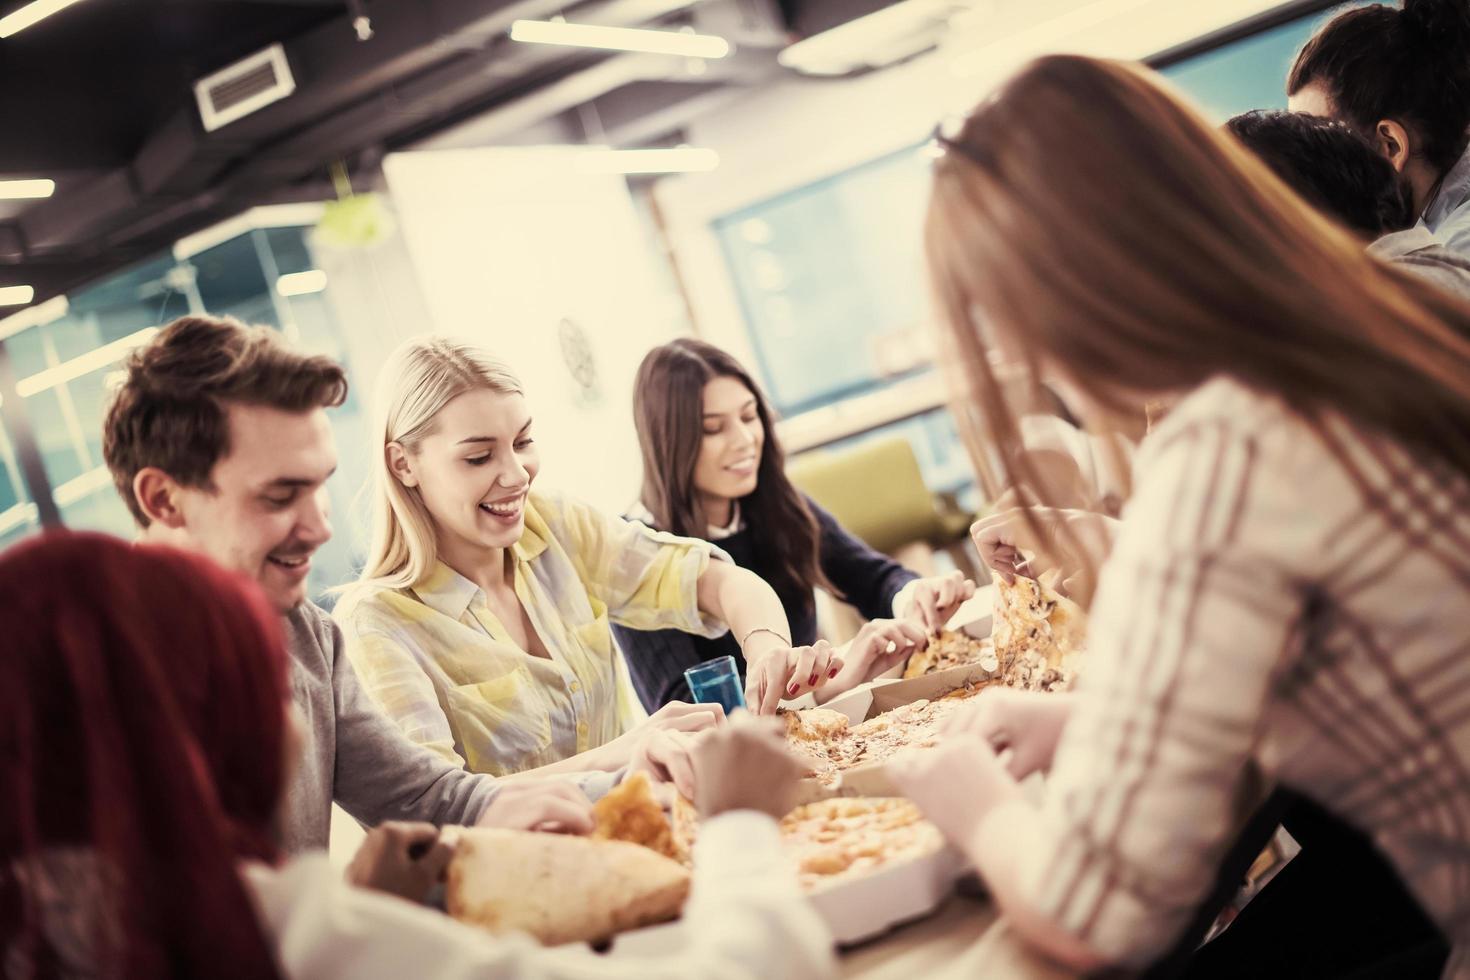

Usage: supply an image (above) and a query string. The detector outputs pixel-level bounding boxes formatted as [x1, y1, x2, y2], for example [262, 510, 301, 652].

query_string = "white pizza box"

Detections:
[806, 841, 969, 945]
[606, 841, 970, 954]
[821, 657, 999, 726]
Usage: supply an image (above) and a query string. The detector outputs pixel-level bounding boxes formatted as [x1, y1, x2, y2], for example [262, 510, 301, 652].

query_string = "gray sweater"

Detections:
[279, 602, 502, 853]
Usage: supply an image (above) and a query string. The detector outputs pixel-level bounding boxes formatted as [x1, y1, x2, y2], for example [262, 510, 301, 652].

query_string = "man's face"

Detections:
[173, 403, 337, 613]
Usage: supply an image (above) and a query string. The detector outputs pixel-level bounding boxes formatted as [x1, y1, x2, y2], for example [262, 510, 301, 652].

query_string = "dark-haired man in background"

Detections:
[1228, 109, 1470, 300]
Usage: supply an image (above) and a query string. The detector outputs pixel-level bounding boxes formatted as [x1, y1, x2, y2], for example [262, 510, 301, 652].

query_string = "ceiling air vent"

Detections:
[194, 44, 296, 133]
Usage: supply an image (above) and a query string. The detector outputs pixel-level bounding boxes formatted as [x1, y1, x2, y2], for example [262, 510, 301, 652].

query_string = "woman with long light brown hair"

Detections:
[891, 55, 1470, 974]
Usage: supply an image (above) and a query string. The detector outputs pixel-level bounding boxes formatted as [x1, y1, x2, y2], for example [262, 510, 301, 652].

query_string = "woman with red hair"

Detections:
[0, 533, 832, 979]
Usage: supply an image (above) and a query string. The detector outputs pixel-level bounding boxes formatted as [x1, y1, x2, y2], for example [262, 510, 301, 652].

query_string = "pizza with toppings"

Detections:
[901, 629, 995, 679]
[990, 571, 1083, 692]
[779, 797, 944, 890]
[782, 683, 991, 786]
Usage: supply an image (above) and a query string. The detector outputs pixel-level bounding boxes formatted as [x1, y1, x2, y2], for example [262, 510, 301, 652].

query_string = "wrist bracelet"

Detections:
[739, 626, 791, 651]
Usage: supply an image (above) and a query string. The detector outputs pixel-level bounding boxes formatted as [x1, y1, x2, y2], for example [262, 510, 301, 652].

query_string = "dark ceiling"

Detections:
[0, 0, 879, 309]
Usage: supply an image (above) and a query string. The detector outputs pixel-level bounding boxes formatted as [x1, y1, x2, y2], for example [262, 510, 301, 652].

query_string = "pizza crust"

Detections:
[446, 828, 690, 945]
[591, 771, 682, 863]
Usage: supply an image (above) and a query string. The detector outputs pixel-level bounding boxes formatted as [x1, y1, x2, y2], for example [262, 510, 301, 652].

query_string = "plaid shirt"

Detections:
[1029, 377, 1470, 975]
[334, 490, 726, 776]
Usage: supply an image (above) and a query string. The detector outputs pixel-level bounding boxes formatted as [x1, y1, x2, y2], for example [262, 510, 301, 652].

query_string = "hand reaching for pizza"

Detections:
[689, 713, 809, 819]
[626, 727, 704, 800]
[970, 507, 1118, 608]
[743, 639, 843, 714]
[943, 688, 1077, 780]
[816, 618, 930, 702]
[898, 570, 978, 634]
[474, 780, 596, 834]
[345, 821, 455, 902]
[888, 735, 1023, 858]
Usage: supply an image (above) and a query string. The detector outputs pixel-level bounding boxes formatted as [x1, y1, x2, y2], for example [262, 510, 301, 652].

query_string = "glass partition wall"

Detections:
[0, 212, 371, 604]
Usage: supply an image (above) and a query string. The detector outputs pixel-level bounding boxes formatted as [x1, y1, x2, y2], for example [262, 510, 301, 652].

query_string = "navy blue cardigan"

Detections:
[613, 498, 917, 711]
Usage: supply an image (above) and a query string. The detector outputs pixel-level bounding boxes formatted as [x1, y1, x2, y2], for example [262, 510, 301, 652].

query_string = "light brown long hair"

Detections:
[927, 55, 1470, 547]
[632, 338, 832, 607]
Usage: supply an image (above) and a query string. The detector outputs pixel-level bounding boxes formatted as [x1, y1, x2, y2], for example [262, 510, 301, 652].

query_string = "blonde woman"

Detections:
[334, 338, 841, 781]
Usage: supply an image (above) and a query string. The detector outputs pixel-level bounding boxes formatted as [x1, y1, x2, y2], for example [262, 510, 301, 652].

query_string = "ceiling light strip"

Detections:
[0, 0, 89, 39]
[0, 179, 55, 200]
[509, 19, 730, 59]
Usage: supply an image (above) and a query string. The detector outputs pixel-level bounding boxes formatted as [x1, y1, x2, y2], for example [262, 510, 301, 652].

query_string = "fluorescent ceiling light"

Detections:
[0, 179, 55, 200]
[780, 0, 958, 76]
[17, 326, 158, 397]
[577, 147, 720, 174]
[0, 286, 34, 307]
[510, 19, 730, 59]
[276, 270, 328, 297]
[0, 0, 88, 38]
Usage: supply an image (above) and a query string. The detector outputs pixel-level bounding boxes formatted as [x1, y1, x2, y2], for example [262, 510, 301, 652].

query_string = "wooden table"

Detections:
[840, 895, 1077, 980]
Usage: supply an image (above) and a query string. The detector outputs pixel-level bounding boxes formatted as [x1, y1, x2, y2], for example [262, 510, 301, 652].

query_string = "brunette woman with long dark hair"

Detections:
[616, 338, 975, 710]
[1288, 0, 1470, 255]
[0, 533, 838, 979]
[886, 55, 1470, 975]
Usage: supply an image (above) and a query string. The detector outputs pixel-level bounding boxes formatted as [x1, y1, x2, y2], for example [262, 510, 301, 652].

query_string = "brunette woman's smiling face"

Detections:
[692, 376, 763, 519]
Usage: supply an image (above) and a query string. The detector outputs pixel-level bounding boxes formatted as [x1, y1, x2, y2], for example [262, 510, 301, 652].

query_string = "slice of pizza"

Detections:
[902, 629, 996, 679]
[591, 771, 680, 863]
[447, 828, 690, 945]
[991, 570, 1085, 691]
[782, 706, 851, 743]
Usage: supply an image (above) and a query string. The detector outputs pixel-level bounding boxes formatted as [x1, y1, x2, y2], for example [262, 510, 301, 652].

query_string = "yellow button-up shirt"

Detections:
[334, 490, 727, 776]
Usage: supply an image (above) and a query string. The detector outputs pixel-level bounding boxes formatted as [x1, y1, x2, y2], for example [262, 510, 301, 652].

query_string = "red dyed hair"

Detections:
[0, 532, 288, 979]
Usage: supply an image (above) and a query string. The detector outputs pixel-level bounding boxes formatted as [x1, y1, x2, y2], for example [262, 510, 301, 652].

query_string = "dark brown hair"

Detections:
[1288, 0, 1470, 176]
[928, 56, 1470, 557]
[1226, 110, 1415, 237]
[103, 315, 348, 527]
[632, 339, 832, 607]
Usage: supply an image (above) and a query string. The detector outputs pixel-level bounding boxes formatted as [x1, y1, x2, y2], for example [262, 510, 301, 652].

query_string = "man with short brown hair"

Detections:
[104, 315, 600, 856]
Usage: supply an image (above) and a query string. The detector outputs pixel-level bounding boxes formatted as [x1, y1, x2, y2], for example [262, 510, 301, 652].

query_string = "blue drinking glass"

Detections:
[684, 655, 747, 714]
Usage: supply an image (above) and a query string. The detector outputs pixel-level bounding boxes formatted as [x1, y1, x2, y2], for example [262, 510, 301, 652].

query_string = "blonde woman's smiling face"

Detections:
[389, 389, 539, 553]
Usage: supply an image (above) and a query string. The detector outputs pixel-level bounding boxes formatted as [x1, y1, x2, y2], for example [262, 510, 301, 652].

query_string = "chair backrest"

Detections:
[786, 435, 944, 555]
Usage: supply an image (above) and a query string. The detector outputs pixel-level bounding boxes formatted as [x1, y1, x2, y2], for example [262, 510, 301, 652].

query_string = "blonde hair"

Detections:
[345, 337, 524, 597]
